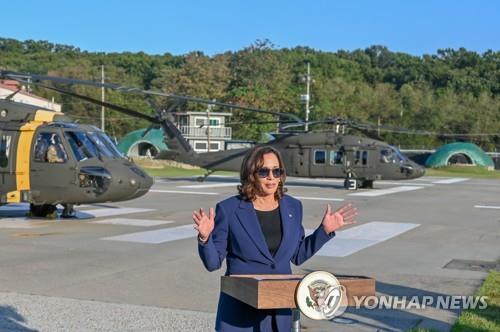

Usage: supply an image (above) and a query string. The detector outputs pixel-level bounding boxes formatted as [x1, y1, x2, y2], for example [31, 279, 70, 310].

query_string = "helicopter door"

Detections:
[0, 130, 16, 196]
[290, 147, 309, 176]
[326, 149, 345, 178]
[30, 131, 76, 203]
[310, 149, 327, 177]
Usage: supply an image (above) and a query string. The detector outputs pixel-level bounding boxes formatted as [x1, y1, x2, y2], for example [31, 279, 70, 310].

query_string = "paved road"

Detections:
[0, 175, 498, 331]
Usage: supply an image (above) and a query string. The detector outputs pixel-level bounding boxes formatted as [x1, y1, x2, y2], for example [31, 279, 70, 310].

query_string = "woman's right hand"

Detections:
[193, 208, 215, 243]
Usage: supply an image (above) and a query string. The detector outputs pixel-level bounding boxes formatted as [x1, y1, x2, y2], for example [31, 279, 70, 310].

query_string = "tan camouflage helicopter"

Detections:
[0, 71, 425, 199]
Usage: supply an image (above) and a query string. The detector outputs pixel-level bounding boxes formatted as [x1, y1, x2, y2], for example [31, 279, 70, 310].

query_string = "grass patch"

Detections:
[142, 165, 237, 178]
[425, 166, 500, 179]
[451, 270, 500, 332]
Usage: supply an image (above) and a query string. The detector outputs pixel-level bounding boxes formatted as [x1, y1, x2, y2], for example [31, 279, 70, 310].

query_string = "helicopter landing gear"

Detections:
[61, 204, 76, 218]
[197, 169, 214, 182]
[359, 180, 374, 189]
[29, 204, 58, 219]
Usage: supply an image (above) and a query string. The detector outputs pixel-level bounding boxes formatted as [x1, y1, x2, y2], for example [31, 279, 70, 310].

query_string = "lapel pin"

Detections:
[289, 214, 293, 218]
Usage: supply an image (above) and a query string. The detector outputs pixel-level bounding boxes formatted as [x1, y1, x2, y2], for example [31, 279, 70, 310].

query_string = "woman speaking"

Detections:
[194, 146, 357, 332]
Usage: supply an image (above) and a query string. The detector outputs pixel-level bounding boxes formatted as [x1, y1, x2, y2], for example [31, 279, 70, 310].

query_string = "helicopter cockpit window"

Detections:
[380, 149, 394, 163]
[64, 131, 99, 161]
[0, 135, 11, 168]
[314, 150, 326, 164]
[329, 150, 344, 165]
[34, 133, 68, 163]
[97, 133, 123, 158]
[392, 147, 407, 162]
[88, 132, 115, 158]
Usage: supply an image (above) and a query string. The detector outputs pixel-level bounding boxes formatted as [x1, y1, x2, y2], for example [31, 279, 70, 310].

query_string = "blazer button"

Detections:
[271, 264, 276, 269]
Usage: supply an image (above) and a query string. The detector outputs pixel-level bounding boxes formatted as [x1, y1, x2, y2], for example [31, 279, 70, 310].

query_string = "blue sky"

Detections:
[2, 0, 498, 56]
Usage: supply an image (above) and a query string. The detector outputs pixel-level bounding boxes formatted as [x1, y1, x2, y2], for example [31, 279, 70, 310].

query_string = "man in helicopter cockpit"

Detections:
[46, 144, 64, 163]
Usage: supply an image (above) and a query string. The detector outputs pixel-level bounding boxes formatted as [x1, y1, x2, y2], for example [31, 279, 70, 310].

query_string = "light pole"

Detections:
[300, 63, 313, 131]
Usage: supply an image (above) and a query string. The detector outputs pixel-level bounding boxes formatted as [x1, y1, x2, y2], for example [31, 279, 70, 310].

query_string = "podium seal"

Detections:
[295, 271, 347, 320]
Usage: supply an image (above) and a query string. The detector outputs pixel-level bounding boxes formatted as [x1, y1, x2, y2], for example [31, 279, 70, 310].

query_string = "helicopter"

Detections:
[155, 123, 426, 189]
[0, 83, 154, 218]
[0, 70, 425, 192]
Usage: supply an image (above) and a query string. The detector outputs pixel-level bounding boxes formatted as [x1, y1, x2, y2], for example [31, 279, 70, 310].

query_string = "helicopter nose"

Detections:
[400, 162, 426, 179]
[126, 166, 154, 199]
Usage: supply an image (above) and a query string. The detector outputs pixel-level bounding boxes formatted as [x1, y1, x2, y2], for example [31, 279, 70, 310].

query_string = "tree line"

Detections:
[0, 38, 498, 150]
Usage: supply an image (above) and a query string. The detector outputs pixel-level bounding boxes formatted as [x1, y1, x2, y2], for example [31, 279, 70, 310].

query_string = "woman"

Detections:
[194, 146, 357, 332]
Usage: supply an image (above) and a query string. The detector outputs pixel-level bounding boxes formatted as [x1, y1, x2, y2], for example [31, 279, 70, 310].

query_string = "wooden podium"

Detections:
[221, 274, 375, 331]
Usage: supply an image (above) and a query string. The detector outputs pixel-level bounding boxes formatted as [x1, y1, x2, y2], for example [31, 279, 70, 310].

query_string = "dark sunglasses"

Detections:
[256, 167, 283, 178]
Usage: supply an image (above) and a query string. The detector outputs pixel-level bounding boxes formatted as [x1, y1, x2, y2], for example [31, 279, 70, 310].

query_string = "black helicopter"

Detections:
[0, 70, 425, 192]
[0, 80, 154, 218]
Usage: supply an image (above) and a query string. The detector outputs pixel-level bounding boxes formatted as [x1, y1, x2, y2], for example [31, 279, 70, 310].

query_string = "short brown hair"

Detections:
[237, 146, 287, 201]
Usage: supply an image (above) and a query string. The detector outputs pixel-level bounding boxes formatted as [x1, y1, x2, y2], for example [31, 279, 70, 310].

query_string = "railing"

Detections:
[180, 126, 232, 139]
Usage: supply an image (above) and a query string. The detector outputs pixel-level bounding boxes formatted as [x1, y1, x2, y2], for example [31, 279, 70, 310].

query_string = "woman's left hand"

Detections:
[321, 203, 357, 234]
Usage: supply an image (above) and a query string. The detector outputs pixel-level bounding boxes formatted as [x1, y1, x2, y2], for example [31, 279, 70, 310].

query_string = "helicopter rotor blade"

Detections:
[140, 124, 158, 138]
[28, 81, 159, 123]
[1, 70, 303, 123]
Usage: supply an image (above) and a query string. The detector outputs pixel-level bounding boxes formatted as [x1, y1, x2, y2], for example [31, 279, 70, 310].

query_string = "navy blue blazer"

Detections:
[198, 194, 335, 332]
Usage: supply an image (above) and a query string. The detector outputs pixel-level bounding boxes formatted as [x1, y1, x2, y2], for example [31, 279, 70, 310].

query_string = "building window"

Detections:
[314, 150, 326, 164]
[195, 118, 205, 127]
[194, 142, 207, 151]
[209, 142, 220, 150]
[362, 151, 368, 165]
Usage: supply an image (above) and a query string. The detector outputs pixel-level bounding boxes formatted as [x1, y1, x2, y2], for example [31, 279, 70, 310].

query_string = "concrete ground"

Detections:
[0, 175, 498, 331]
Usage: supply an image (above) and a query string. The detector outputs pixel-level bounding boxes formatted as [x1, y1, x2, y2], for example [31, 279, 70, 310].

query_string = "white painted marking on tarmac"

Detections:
[306, 221, 420, 257]
[101, 224, 196, 244]
[90, 218, 174, 226]
[376, 181, 434, 187]
[0, 219, 47, 229]
[432, 178, 469, 184]
[149, 189, 219, 195]
[294, 196, 344, 202]
[177, 183, 237, 189]
[0, 203, 30, 210]
[78, 208, 155, 218]
[474, 205, 500, 210]
[348, 186, 424, 197]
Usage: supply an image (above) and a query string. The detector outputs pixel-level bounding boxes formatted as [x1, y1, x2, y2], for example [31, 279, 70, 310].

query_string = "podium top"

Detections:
[221, 274, 375, 309]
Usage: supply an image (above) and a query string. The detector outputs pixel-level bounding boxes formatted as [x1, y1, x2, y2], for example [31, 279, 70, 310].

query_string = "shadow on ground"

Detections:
[0, 305, 38, 332]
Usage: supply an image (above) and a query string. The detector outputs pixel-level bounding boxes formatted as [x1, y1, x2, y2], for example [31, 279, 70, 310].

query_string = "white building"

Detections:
[0, 80, 61, 112]
[173, 111, 233, 153]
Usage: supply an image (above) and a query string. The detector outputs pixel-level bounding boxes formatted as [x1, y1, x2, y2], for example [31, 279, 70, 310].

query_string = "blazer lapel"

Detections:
[235, 199, 274, 262]
[274, 196, 295, 261]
